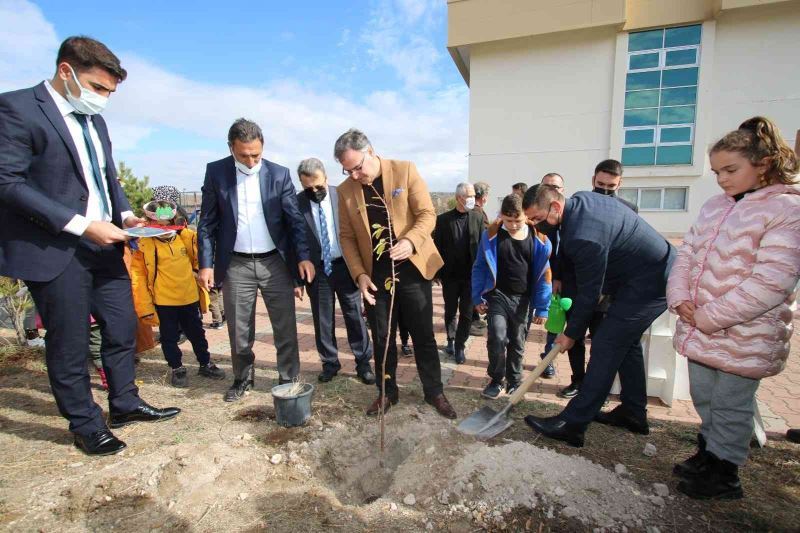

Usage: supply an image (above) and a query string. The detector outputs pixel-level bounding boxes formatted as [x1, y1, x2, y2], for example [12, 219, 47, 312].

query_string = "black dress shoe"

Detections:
[524, 415, 585, 447]
[358, 370, 376, 385]
[318, 371, 337, 383]
[594, 404, 649, 435]
[224, 379, 253, 402]
[74, 429, 127, 456]
[109, 401, 181, 428]
[454, 346, 466, 365]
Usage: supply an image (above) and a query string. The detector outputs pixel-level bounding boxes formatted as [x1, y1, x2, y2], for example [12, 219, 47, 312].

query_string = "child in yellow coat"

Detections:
[131, 186, 225, 388]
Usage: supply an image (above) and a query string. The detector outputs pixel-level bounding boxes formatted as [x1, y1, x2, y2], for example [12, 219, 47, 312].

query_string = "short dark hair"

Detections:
[228, 118, 264, 145]
[500, 194, 523, 217]
[594, 159, 623, 177]
[532, 183, 565, 210]
[511, 182, 528, 194]
[56, 36, 127, 82]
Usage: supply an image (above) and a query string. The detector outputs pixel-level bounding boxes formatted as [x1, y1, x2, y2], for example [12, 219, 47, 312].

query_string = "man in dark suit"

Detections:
[295, 158, 374, 384]
[433, 182, 484, 364]
[0, 36, 180, 456]
[197, 119, 314, 402]
[522, 185, 675, 447]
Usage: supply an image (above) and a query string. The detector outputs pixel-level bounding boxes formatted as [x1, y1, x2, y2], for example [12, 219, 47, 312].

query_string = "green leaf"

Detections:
[371, 223, 382, 229]
[372, 227, 385, 240]
[375, 240, 386, 259]
[384, 277, 393, 291]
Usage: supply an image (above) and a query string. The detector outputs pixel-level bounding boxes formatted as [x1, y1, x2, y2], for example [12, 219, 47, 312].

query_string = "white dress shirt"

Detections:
[312, 192, 342, 260]
[233, 165, 277, 253]
[44, 81, 132, 236]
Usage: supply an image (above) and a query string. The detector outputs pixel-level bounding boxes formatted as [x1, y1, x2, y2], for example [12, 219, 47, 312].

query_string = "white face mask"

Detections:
[65, 65, 108, 115]
[233, 155, 262, 175]
[465, 197, 476, 210]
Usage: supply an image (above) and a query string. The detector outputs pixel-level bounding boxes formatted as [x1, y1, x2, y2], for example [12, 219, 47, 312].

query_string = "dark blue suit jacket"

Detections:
[0, 82, 131, 282]
[560, 191, 675, 341]
[197, 156, 310, 285]
[295, 185, 342, 272]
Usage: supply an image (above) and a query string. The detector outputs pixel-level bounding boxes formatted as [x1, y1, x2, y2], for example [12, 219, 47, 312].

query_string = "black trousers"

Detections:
[442, 275, 472, 348]
[563, 309, 605, 383]
[486, 289, 529, 385]
[365, 266, 443, 398]
[308, 259, 372, 374]
[156, 302, 210, 369]
[560, 297, 666, 429]
[26, 240, 141, 436]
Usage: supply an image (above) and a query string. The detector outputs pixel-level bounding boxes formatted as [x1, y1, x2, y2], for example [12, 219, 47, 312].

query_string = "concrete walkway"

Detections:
[200, 286, 798, 435]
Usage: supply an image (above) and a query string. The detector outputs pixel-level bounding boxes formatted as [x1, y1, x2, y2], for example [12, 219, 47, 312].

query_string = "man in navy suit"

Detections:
[295, 158, 374, 385]
[522, 185, 675, 447]
[197, 119, 314, 402]
[0, 36, 180, 456]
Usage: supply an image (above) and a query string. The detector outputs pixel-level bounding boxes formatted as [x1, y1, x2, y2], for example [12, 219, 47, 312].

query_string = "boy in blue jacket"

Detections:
[472, 193, 552, 399]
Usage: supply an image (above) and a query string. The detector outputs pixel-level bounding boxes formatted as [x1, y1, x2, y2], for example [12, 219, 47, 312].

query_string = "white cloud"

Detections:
[0, 0, 59, 92]
[0, 1, 468, 195]
[337, 28, 351, 47]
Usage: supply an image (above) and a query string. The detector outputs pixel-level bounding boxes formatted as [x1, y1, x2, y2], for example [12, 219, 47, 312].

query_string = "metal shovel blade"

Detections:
[456, 405, 513, 440]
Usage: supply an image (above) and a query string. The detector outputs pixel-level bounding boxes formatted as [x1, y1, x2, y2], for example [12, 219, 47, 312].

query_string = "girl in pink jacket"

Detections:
[667, 116, 800, 500]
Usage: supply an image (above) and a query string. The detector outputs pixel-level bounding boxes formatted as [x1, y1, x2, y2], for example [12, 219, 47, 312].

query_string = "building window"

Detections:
[622, 24, 701, 167]
[619, 187, 688, 211]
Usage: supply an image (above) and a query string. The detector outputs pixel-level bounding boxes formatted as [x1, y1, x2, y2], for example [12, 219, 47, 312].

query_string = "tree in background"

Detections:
[0, 278, 32, 346]
[118, 161, 153, 217]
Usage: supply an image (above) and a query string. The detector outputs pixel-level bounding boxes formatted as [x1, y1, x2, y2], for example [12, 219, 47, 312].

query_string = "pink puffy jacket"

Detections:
[667, 183, 800, 379]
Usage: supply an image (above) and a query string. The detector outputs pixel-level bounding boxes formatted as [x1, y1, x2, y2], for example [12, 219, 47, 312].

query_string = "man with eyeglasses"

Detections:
[333, 128, 456, 419]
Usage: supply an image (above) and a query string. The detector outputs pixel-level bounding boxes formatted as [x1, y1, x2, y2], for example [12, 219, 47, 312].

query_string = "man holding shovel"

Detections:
[521, 185, 675, 447]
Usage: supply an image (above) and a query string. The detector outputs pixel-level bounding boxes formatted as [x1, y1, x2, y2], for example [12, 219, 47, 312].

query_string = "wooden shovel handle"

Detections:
[507, 344, 562, 406]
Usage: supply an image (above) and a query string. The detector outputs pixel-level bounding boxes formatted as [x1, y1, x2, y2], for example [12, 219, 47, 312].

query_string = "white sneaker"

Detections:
[26, 337, 45, 348]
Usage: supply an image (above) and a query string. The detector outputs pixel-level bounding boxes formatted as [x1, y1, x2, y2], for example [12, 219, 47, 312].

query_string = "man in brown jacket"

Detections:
[334, 128, 456, 419]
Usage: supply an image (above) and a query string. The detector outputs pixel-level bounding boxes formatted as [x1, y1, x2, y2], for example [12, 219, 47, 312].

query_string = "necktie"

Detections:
[73, 113, 110, 217]
[318, 203, 333, 276]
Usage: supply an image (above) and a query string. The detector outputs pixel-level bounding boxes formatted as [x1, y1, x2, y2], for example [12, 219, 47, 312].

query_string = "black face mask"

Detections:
[304, 186, 327, 204]
[535, 206, 560, 233]
[593, 187, 616, 197]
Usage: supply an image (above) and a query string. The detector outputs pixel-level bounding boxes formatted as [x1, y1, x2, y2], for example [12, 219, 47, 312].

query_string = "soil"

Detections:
[1, 347, 798, 532]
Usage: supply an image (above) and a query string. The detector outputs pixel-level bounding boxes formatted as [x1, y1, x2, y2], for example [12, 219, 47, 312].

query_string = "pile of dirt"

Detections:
[308, 407, 659, 530]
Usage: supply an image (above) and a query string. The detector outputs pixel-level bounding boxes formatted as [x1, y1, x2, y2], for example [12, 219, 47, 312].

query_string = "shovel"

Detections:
[457, 343, 562, 440]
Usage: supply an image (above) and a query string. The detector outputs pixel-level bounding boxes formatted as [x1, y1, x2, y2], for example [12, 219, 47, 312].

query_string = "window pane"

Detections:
[660, 126, 692, 143]
[629, 29, 663, 51]
[665, 48, 697, 66]
[660, 105, 695, 125]
[625, 108, 658, 127]
[656, 145, 693, 165]
[661, 86, 697, 106]
[625, 129, 655, 145]
[663, 188, 687, 209]
[627, 71, 661, 90]
[665, 25, 701, 48]
[622, 147, 656, 166]
[625, 89, 659, 109]
[662, 67, 698, 88]
[640, 189, 662, 209]
[629, 52, 660, 70]
[618, 188, 639, 206]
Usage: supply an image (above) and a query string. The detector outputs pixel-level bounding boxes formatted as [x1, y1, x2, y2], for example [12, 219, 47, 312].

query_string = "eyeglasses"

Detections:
[342, 152, 368, 176]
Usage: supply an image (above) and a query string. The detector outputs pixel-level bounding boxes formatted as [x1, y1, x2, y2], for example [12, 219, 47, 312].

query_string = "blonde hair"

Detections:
[711, 116, 798, 185]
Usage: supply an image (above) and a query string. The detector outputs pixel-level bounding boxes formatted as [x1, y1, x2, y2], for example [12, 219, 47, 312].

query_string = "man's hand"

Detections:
[475, 303, 488, 314]
[358, 274, 377, 306]
[84, 221, 131, 245]
[554, 333, 575, 353]
[294, 286, 304, 301]
[298, 260, 315, 284]
[122, 215, 146, 229]
[552, 280, 562, 295]
[676, 301, 696, 327]
[389, 238, 414, 261]
[198, 268, 214, 292]
[532, 316, 545, 325]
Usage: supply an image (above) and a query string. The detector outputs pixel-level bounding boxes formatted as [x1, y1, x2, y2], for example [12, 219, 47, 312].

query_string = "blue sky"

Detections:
[0, 0, 468, 192]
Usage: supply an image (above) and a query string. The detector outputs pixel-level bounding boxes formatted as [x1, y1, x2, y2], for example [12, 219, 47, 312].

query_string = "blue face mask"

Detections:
[65, 65, 108, 115]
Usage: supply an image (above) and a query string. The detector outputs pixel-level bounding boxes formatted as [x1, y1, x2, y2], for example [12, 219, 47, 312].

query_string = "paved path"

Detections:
[201, 286, 798, 435]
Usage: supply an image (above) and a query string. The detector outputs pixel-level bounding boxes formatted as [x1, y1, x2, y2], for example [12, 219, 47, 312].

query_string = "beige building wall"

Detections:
[460, 0, 800, 235]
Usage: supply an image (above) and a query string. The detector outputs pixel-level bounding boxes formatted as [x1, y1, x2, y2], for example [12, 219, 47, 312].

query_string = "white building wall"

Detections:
[467, 1, 800, 235]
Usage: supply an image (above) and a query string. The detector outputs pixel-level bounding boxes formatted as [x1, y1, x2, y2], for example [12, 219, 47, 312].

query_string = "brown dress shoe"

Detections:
[426, 393, 457, 419]
[366, 394, 398, 416]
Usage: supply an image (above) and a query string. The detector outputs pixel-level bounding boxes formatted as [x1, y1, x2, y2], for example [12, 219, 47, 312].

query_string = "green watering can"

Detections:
[545, 294, 572, 334]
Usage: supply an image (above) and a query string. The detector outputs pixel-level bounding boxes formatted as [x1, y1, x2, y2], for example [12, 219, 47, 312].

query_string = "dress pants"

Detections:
[223, 254, 299, 382]
[365, 265, 443, 398]
[26, 240, 141, 436]
[560, 297, 666, 429]
[308, 258, 372, 374]
[442, 275, 472, 348]
[560, 309, 605, 383]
